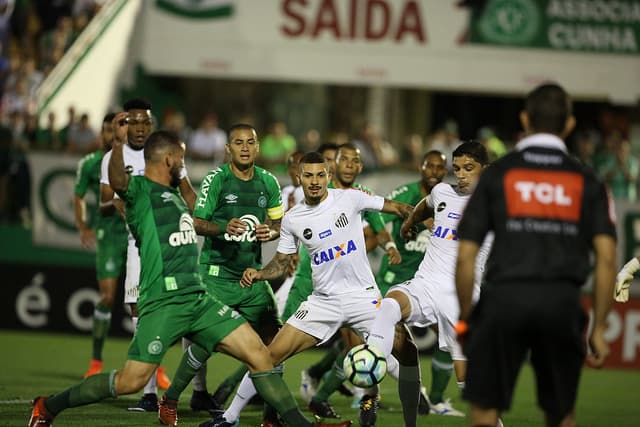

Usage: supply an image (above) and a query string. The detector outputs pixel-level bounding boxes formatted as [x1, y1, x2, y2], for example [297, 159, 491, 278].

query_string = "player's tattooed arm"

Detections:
[194, 217, 247, 237]
[256, 218, 281, 242]
[240, 252, 291, 287]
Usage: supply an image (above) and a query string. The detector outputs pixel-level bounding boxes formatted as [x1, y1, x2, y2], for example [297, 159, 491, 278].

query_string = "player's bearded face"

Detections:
[300, 163, 329, 204]
[169, 150, 184, 188]
[452, 155, 483, 194]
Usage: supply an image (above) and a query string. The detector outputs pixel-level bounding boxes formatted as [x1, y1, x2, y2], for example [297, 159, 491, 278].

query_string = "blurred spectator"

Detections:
[281, 150, 304, 212]
[59, 105, 77, 148]
[477, 126, 507, 162]
[427, 119, 462, 170]
[594, 130, 622, 171]
[0, 0, 14, 49]
[571, 129, 599, 168]
[2, 76, 34, 119]
[352, 122, 398, 171]
[260, 121, 296, 174]
[0, 117, 30, 226]
[187, 112, 226, 164]
[67, 112, 97, 154]
[21, 56, 43, 96]
[400, 133, 424, 170]
[599, 139, 639, 201]
[35, 111, 61, 150]
[298, 128, 320, 153]
[161, 107, 191, 144]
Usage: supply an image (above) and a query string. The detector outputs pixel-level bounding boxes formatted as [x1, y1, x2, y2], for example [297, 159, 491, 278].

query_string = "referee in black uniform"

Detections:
[454, 83, 617, 427]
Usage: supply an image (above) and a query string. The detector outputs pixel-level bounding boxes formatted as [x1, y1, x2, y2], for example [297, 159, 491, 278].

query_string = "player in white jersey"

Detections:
[99, 101, 196, 412]
[367, 141, 492, 426]
[203, 151, 413, 427]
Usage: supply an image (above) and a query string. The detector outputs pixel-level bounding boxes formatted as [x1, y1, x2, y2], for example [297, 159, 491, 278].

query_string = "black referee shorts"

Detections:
[462, 282, 587, 419]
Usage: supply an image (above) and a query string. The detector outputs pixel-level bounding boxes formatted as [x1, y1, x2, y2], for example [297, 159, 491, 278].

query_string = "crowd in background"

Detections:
[0, 0, 637, 229]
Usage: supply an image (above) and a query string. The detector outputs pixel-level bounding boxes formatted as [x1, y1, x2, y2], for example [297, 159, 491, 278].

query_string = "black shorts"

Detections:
[462, 283, 587, 418]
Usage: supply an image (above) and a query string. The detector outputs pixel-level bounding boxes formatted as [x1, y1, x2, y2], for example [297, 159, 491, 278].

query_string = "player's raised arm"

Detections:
[108, 112, 130, 195]
[178, 174, 197, 213]
[240, 251, 292, 287]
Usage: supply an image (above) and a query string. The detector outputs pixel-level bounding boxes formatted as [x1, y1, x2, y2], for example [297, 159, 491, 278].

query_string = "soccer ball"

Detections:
[343, 344, 387, 388]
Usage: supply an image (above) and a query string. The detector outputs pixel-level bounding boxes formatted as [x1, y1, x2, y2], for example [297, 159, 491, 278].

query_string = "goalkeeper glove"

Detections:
[615, 257, 639, 303]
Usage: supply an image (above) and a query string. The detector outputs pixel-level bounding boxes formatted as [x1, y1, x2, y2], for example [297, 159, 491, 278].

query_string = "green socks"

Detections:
[251, 370, 311, 427]
[45, 371, 117, 415]
[166, 343, 211, 400]
[91, 304, 111, 360]
[312, 352, 345, 401]
[429, 348, 453, 404]
[308, 340, 342, 380]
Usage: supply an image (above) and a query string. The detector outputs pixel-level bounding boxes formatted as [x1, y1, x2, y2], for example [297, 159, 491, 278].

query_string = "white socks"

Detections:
[386, 354, 400, 380]
[367, 298, 402, 358]
[223, 371, 256, 422]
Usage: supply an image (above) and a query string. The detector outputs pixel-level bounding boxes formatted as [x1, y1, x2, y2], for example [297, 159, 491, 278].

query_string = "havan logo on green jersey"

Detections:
[169, 213, 198, 247]
[223, 214, 260, 242]
[312, 240, 358, 265]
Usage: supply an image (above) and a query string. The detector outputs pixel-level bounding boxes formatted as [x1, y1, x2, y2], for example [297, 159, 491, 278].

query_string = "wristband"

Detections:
[455, 320, 468, 336]
[384, 241, 397, 251]
[623, 257, 640, 275]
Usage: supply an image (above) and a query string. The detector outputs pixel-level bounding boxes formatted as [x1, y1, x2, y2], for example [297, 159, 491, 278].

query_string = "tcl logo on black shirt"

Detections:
[505, 169, 584, 222]
[457, 141, 616, 287]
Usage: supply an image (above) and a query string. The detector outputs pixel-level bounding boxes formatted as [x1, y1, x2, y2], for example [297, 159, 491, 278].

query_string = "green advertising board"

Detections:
[469, 0, 640, 55]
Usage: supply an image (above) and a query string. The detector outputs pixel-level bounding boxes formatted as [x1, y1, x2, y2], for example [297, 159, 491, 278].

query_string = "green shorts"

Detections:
[200, 265, 281, 332]
[95, 225, 128, 280]
[127, 291, 245, 364]
[282, 275, 313, 321]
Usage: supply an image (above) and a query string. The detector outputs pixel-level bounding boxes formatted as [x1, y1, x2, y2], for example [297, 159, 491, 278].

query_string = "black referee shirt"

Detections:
[457, 134, 617, 287]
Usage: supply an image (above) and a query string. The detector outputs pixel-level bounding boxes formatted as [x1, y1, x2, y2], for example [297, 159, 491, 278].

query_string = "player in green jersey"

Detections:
[29, 127, 351, 427]
[166, 123, 286, 424]
[75, 113, 129, 379]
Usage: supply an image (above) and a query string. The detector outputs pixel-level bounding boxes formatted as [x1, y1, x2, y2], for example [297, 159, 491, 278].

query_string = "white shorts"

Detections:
[124, 235, 140, 304]
[389, 277, 465, 361]
[286, 288, 382, 345]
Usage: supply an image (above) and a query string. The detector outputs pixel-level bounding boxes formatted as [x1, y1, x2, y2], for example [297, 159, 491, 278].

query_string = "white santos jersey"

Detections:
[100, 144, 146, 186]
[278, 188, 384, 295]
[415, 182, 492, 293]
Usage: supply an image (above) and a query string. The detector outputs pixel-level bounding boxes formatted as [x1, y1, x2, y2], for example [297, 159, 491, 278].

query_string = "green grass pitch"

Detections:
[1, 330, 639, 426]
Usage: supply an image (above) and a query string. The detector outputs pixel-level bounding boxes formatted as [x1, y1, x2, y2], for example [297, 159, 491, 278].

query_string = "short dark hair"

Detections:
[337, 142, 359, 154]
[103, 112, 116, 124]
[423, 150, 446, 162]
[300, 151, 327, 171]
[525, 83, 572, 134]
[123, 98, 152, 112]
[452, 141, 489, 166]
[317, 142, 338, 156]
[144, 130, 181, 163]
[228, 123, 256, 142]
